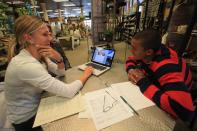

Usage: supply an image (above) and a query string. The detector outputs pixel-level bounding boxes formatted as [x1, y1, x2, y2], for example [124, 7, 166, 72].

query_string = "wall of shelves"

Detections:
[166, 0, 197, 56]
[92, 0, 127, 47]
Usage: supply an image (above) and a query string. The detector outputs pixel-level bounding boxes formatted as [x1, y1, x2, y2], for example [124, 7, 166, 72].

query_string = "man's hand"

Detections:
[128, 69, 145, 84]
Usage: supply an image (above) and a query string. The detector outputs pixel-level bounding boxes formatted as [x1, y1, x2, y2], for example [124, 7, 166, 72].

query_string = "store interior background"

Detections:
[0, 0, 197, 130]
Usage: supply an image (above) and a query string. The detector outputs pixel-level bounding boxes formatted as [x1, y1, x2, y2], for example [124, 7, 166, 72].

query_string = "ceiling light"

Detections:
[6, 1, 24, 4]
[53, 13, 59, 15]
[48, 15, 54, 17]
[63, 3, 76, 7]
[64, 12, 70, 15]
[72, 8, 81, 11]
[46, 10, 53, 12]
[54, 9, 64, 12]
[53, 0, 69, 2]
[30, 6, 40, 8]
[85, 17, 90, 20]
[75, 11, 81, 13]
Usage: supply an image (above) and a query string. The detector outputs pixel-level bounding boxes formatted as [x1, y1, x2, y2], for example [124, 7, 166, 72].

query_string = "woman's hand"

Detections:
[83, 66, 94, 78]
[80, 66, 94, 85]
[128, 69, 145, 84]
[36, 45, 62, 62]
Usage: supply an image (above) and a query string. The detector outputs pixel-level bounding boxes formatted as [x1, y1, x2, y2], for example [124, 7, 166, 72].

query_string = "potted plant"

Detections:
[104, 29, 113, 42]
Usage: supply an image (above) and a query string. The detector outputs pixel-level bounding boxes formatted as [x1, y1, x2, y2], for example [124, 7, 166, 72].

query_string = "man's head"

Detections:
[130, 29, 161, 61]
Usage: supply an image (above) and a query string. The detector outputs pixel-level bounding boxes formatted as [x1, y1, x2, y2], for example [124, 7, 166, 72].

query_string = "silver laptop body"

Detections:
[78, 48, 115, 76]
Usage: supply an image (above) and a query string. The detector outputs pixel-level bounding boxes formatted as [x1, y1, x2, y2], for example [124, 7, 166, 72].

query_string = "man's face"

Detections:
[130, 39, 146, 60]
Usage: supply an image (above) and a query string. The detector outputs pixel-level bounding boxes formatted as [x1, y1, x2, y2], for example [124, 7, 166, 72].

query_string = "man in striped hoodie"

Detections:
[126, 29, 195, 122]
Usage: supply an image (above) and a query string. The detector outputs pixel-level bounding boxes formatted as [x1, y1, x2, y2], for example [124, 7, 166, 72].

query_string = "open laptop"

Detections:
[78, 47, 115, 76]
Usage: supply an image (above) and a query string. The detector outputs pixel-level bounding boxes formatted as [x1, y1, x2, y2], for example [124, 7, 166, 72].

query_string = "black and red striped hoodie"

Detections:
[126, 44, 195, 122]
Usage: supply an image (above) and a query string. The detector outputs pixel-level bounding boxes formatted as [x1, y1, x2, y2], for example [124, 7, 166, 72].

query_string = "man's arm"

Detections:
[125, 56, 138, 73]
[126, 56, 195, 121]
[135, 68, 194, 122]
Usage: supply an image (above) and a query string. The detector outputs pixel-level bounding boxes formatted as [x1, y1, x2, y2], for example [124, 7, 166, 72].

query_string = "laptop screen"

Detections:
[91, 48, 115, 67]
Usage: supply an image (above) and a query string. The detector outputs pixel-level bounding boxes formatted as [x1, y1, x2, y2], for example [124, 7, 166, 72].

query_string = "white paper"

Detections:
[85, 88, 133, 131]
[78, 96, 91, 119]
[33, 93, 85, 127]
[111, 82, 155, 110]
[78, 108, 91, 119]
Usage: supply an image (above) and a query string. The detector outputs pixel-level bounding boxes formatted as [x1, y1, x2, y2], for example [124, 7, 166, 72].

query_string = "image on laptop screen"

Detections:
[92, 48, 115, 66]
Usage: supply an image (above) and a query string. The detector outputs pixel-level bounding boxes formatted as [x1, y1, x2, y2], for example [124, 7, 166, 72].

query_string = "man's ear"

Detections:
[145, 49, 154, 56]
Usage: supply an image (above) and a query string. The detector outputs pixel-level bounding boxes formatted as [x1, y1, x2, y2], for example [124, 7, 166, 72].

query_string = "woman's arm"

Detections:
[46, 58, 65, 76]
[18, 63, 93, 98]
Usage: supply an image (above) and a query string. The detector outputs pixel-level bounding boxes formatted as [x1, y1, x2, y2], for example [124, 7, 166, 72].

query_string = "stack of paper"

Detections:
[84, 82, 155, 130]
[33, 93, 84, 127]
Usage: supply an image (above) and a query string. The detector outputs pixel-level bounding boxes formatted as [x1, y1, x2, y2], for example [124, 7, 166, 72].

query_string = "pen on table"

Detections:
[120, 96, 139, 116]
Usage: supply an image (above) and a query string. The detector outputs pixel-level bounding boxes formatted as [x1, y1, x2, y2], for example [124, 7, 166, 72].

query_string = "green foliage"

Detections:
[0, 2, 9, 8]
[79, 16, 85, 21]
[0, 2, 9, 20]
[16, 7, 29, 16]
[104, 29, 113, 36]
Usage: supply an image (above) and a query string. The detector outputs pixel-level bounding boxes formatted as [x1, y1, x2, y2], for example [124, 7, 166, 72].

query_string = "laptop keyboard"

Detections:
[86, 63, 107, 71]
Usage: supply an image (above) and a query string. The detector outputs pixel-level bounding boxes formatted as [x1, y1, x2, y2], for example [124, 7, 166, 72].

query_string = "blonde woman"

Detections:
[4, 15, 93, 131]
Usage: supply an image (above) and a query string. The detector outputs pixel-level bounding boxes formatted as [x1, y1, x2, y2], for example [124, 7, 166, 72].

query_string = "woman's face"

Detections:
[30, 25, 52, 47]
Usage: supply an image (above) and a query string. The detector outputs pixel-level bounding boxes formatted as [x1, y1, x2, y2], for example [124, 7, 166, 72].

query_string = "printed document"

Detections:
[85, 88, 133, 131]
[33, 93, 84, 127]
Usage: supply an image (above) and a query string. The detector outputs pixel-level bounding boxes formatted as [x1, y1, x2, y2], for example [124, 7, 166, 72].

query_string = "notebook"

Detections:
[78, 47, 115, 76]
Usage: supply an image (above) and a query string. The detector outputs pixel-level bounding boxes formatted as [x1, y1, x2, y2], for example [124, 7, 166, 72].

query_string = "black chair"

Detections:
[189, 104, 197, 129]
[190, 81, 197, 129]
[51, 41, 71, 70]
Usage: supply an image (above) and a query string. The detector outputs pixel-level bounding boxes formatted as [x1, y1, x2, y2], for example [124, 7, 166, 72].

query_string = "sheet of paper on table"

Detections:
[85, 88, 133, 131]
[78, 96, 91, 119]
[33, 93, 85, 127]
[111, 82, 155, 110]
